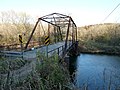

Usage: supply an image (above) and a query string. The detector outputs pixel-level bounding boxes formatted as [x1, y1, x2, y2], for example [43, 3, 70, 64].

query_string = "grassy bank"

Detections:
[78, 40, 120, 55]
[0, 53, 73, 90]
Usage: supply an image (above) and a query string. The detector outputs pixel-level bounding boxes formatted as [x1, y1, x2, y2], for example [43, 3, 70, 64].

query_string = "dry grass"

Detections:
[78, 23, 120, 54]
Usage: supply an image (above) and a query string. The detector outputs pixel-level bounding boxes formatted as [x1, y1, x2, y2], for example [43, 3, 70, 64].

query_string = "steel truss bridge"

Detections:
[0, 13, 78, 58]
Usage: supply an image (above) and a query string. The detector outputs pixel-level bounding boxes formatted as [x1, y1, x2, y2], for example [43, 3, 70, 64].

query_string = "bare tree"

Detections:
[0, 11, 33, 45]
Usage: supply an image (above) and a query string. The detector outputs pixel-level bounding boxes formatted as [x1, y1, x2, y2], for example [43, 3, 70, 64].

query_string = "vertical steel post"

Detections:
[58, 26, 63, 41]
[54, 26, 57, 43]
[48, 24, 50, 37]
[46, 45, 48, 58]
[76, 27, 77, 41]
[64, 17, 71, 54]
[56, 27, 59, 42]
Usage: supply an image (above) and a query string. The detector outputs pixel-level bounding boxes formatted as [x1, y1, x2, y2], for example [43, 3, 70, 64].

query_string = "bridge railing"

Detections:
[47, 41, 72, 57]
[47, 45, 64, 57]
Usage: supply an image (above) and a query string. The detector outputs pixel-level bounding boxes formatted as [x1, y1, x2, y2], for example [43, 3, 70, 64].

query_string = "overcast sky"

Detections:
[0, 0, 120, 26]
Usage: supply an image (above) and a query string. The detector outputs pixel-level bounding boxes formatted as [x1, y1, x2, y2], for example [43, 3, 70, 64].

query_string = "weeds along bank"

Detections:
[0, 53, 73, 90]
[78, 40, 120, 55]
[78, 23, 120, 55]
[0, 57, 30, 74]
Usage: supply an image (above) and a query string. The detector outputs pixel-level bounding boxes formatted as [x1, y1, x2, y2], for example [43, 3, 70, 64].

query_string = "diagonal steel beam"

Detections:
[25, 19, 40, 49]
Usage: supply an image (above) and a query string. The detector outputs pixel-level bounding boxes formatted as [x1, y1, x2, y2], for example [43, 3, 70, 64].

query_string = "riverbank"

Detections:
[78, 40, 120, 56]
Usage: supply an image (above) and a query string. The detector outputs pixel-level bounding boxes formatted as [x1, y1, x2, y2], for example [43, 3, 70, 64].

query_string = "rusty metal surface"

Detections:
[26, 13, 77, 51]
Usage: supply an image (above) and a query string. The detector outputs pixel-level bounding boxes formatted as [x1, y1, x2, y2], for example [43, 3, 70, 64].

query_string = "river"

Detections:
[69, 54, 120, 90]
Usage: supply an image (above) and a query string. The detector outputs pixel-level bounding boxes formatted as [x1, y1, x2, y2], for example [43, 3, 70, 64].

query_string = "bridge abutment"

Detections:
[68, 41, 79, 56]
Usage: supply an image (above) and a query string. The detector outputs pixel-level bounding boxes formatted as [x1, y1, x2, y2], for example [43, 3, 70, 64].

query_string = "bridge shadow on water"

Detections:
[69, 56, 78, 83]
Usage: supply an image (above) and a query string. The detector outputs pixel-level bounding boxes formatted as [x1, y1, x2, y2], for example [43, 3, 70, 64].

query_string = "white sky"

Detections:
[0, 0, 120, 26]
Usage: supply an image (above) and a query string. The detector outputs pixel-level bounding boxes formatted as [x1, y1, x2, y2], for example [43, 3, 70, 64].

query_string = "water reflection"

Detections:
[69, 54, 120, 90]
[69, 56, 77, 82]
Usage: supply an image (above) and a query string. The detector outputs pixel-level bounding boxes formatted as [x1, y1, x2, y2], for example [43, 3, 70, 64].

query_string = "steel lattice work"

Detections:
[25, 13, 77, 52]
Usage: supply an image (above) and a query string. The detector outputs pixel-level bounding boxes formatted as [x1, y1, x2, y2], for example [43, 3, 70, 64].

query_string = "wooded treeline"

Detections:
[78, 23, 120, 54]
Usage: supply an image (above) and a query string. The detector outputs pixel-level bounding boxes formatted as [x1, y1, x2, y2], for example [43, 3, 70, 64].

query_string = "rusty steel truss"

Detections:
[25, 13, 77, 52]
